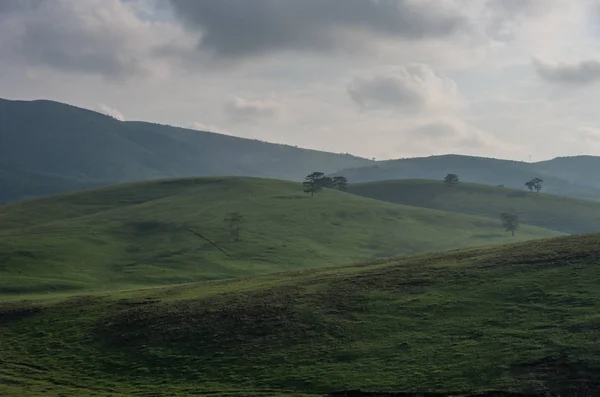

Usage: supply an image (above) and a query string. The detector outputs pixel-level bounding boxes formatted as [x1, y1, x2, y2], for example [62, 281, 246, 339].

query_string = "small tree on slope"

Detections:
[224, 212, 244, 241]
[500, 212, 519, 236]
[444, 173, 460, 186]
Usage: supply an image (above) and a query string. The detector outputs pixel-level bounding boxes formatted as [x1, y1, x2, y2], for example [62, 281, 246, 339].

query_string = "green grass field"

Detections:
[349, 179, 600, 234]
[2, 233, 600, 396]
[0, 177, 560, 296]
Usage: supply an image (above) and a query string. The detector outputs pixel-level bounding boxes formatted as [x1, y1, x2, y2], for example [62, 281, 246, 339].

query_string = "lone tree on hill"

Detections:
[500, 212, 519, 236]
[525, 177, 543, 192]
[224, 212, 244, 241]
[302, 172, 333, 196]
[303, 172, 325, 197]
[443, 173, 460, 186]
[332, 176, 348, 191]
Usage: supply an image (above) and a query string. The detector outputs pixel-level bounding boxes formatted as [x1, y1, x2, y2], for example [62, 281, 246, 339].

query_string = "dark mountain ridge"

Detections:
[0, 98, 372, 202]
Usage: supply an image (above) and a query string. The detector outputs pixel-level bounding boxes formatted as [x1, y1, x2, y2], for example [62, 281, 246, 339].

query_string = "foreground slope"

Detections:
[3, 234, 600, 396]
[0, 98, 371, 202]
[335, 154, 600, 201]
[348, 179, 600, 234]
[0, 177, 560, 296]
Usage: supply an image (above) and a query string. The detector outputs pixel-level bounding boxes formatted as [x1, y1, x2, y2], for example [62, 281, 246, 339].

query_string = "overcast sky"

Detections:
[2, 0, 600, 161]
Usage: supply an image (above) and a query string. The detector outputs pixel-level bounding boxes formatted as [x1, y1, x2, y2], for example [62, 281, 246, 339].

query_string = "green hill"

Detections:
[0, 177, 560, 296]
[334, 154, 600, 201]
[0, 98, 371, 203]
[348, 179, 600, 234]
[3, 233, 600, 396]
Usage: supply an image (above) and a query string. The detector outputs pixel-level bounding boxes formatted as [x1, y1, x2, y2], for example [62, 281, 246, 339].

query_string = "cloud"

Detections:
[347, 65, 461, 112]
[188, 121, 227, 134]
[0, 0, 178, 80]
[578, 127, 600, 143]
[411, 120, 499, 150]
[96, 103, 125, 121]
[533, 57, 600, 85]
[166, 0, 468, 60]
[223, 97, 280, 122]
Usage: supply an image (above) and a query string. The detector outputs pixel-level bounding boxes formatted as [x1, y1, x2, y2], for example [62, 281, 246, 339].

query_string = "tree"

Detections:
[303, 172, 330, 197]
[525, 177, 543, 192]
[224, 212, 244, 241]
[332, 176, 348, 191]
[500, 212, 519, 236]
[443, 173, 460, 186]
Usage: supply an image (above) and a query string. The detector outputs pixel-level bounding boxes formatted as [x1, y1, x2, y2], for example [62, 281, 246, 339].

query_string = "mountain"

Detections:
[3, 233, 600, 396]
[0, 176, 560, 296]
[0, 98, 372, 202]
[334, 154, 600, 201]
[348, 179, 600, 234]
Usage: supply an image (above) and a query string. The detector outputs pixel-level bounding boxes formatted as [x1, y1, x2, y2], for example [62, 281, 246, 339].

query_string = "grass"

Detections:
[3, 233, 600, 396]
[348, 179, 600, 234]
[0, 177, 560, 296]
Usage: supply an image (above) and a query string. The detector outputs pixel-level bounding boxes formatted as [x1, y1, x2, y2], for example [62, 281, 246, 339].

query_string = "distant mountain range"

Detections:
[0, 98, 371, 202]
[2, 97, 600, 203]
[334, 154, 600, 201]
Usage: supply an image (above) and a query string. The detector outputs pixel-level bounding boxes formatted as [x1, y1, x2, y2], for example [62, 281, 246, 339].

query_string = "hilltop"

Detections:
[335, 154, 600, 201]
[0, 98, 371, 202]
[0, 177, 560, 296]
[348, 179, 600, 234]
[3, 233, 600, 396]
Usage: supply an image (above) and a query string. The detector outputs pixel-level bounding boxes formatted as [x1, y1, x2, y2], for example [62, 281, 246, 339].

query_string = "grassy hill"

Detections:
[0, 177, 560, 297]
[3, 233, 600, 396]
[348, 179, 600, 234]
[0, 98, 371, 202]
[334, 154, 600, 201]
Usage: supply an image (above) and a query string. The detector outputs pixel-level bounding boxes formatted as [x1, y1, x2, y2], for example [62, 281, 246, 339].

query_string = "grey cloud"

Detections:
[348, 74, 424, 110]
[414, 122, 458, 139]
[167, 0, 467, 59]
[533, 58, 600, 85]
[347, 65, 460, 111]
[223, 97, 280, 122]
[411, 121, 493, 150]
[0, 0, 155, 79]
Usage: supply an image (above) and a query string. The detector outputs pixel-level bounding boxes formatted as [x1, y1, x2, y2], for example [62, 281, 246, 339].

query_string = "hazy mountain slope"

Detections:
[3, 233, 600, 396]
[335, 154, 600, 201]
[0, 98, 371, 202]
[0, 177, 560, 296]
[348, 179, 600, 234]
[532, 155, 600, 189]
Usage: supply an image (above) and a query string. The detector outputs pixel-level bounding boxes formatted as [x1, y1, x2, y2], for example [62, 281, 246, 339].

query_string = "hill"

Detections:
[334, 154, 600, 201]
[0, 98, 371, 202]
[348, 179, 600, 234]
[3, 233, 600, 396]
[0, 177, 560, 296]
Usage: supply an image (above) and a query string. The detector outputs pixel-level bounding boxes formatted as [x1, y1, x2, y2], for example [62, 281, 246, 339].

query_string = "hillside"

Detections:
[3, 233, 600, 396]
[334, 154, 600, 201]
[0, 98, 371, 202]
[348, 179, 600, 234]
[0, 177, 560, 296]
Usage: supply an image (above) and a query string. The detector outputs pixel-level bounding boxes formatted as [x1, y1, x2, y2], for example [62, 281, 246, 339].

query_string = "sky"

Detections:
[2, 0, 600, 161]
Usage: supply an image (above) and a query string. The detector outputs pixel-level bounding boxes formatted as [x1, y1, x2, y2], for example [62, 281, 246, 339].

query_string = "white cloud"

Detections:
[96, 103, 125, 121]
[188, 121, 227, 134]
[223, 97, 281, 122]
[347, 65, 462, 113]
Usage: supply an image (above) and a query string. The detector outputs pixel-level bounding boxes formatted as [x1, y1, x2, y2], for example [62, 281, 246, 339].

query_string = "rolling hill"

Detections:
[0, 98, 372, 203]
[0, 177, 560, 296]
[335, 154, 600, 201]
[348, 179, 600, 234]
[2, 233, 600, 396]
